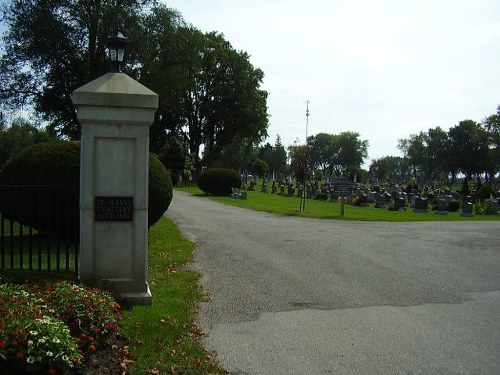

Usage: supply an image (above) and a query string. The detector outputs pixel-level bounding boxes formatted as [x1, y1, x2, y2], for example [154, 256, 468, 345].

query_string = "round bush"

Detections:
[314, 193, 329, 201]
[197, 168, 242, 196]
[0, 142, 172, 237]
[148, 154, 173, 227]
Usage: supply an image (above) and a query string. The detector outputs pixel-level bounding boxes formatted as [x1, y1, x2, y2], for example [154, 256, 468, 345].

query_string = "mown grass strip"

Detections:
[175, 186, 500, 222]
[122, 217, 227, 375]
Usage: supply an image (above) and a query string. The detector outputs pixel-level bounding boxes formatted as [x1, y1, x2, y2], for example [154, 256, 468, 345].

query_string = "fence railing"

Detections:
[0, 184, 79, 279]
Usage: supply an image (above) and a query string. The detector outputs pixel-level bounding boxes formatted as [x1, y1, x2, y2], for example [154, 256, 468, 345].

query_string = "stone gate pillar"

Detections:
[73, 72, 158, 305]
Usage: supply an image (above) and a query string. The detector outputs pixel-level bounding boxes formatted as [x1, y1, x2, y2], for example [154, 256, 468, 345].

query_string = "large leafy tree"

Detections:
[258, 135, 287, 178]
[0, 0, 150, 139]
[335, 131, 368, 179]
[447, 120, 489, 178]
[134, 6, 268, 166]
[1, 2, 269, 167]
[307, 133, 336, 175]
[369, 156, 410, 183]
[307, 131, 368, 179]
[398, 127, 449, 181]
[482, 105, 500, 179]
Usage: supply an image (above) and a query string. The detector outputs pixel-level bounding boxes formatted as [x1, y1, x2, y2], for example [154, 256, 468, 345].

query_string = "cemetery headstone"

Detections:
[375, 194, 385, 208]
[261, 181, 268, 193]
[413, 197, 429, 213]
[435, 198, 448, 215]
[460, 202, 474, 217]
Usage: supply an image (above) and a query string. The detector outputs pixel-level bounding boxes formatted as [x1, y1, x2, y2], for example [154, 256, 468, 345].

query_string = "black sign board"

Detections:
[95, 197, 133, 222]
[333, 178, 353, 196]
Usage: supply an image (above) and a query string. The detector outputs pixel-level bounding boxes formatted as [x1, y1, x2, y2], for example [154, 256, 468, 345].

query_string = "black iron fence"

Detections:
[0, 184, 79, 279]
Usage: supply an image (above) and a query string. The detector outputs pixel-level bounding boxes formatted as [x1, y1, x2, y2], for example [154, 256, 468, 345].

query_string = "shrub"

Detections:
[197, 168, 242, 196]
[0, 142, 172, 233]
[148, 154, 173, 227]
[474, 183, 496, 202]
[447, 200, 460, 212]
[314, 193, 329, 201]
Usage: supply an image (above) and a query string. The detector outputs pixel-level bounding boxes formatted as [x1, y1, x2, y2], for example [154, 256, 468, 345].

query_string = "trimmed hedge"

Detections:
[0, 142, 172, 237]
[197, 168, 242, 196]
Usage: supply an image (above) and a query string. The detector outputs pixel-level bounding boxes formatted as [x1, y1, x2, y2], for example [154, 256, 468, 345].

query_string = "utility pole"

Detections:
[300, 101, 310, 213]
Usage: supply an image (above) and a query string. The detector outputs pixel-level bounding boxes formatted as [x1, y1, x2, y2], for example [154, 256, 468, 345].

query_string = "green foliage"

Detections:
[0, 118, 54, 169]
[0, 280, 121, 374]
[250, 158, 269, 177]
[314, 193, 329, 201]
[148, 154, 173, 227]
[289, 144, 311, 184]
[474, 183, 497, 202]
[0, 0, 151, 138]
[474, 200, 496, 215]
[0, 141, 80, 184]
[258, 135, 287, 177]
[0, 141, 80, 238]
[0, 141, 172, 232]
[197, 168, 242, 196]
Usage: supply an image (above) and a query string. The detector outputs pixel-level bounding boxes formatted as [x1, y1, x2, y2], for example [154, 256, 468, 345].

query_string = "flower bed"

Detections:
[0, 279, 122, 374]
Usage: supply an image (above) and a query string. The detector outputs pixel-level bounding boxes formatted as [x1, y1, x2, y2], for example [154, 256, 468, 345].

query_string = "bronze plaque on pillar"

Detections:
[95, 197, 133, 221]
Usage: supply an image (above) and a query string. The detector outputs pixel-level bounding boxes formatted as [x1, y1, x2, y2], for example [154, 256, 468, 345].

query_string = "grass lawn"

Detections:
[122, 217, 226, 375]
[175, 186, 500, 222]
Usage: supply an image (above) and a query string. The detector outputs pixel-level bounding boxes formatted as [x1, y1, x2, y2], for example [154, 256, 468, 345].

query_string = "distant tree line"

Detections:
[370, 105, 500, 184]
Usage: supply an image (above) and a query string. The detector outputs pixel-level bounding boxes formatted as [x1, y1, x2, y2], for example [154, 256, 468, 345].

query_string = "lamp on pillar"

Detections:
[106, 30, 129, 72]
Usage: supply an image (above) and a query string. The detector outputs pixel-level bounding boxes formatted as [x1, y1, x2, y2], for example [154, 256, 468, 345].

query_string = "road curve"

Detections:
[166, 190, 500, 375]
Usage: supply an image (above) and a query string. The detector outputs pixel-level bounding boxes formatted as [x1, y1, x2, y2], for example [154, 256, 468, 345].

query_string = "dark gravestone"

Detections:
[395, 197, 406, 211]
[413, 197, 429, 213]
[435, 198, 448, 215]
[375, 194, 385, 208]
[460, 202, 474, 217]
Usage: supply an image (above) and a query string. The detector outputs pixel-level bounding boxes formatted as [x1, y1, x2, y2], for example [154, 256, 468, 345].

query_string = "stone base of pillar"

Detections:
[118, 284, 152, 305]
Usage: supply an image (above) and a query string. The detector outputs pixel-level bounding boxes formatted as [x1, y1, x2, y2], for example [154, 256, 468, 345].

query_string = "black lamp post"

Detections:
[106, 30, 129, 72]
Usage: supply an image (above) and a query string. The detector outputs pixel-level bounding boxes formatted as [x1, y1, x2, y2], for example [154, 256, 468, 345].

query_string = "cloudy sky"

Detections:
[165, 0, 500, 164]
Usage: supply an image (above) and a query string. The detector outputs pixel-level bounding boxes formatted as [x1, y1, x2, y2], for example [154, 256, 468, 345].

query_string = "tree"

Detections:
[482, 105, 500, 179]
[307, 133, 336, 175]
[134, 7, 269, 166]
[1, 1, 269, 162]
[369, 156, 410, 183]
[0, 0, 152, 139]
[331, 132, 368, 179]
[398, 127, 449, 181]
[0, 117, 54, 169]
[288, 144, 311, 184]
[258, 135, 287, 178]
[447, 120, 489, 178]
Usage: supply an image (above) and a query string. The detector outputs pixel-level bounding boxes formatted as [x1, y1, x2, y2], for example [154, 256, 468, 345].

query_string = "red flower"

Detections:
[48, 368, 57, 375]
[88, 344, 96, 352]
[0, 340, 5, 348]
[16, 352, 25, 360]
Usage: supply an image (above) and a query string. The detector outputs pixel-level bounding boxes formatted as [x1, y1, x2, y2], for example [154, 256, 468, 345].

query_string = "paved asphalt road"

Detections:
[166, 191, 500, 375]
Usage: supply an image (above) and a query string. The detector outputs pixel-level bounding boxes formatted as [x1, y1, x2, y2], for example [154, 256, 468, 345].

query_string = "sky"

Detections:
[164, 0, 500, 164]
